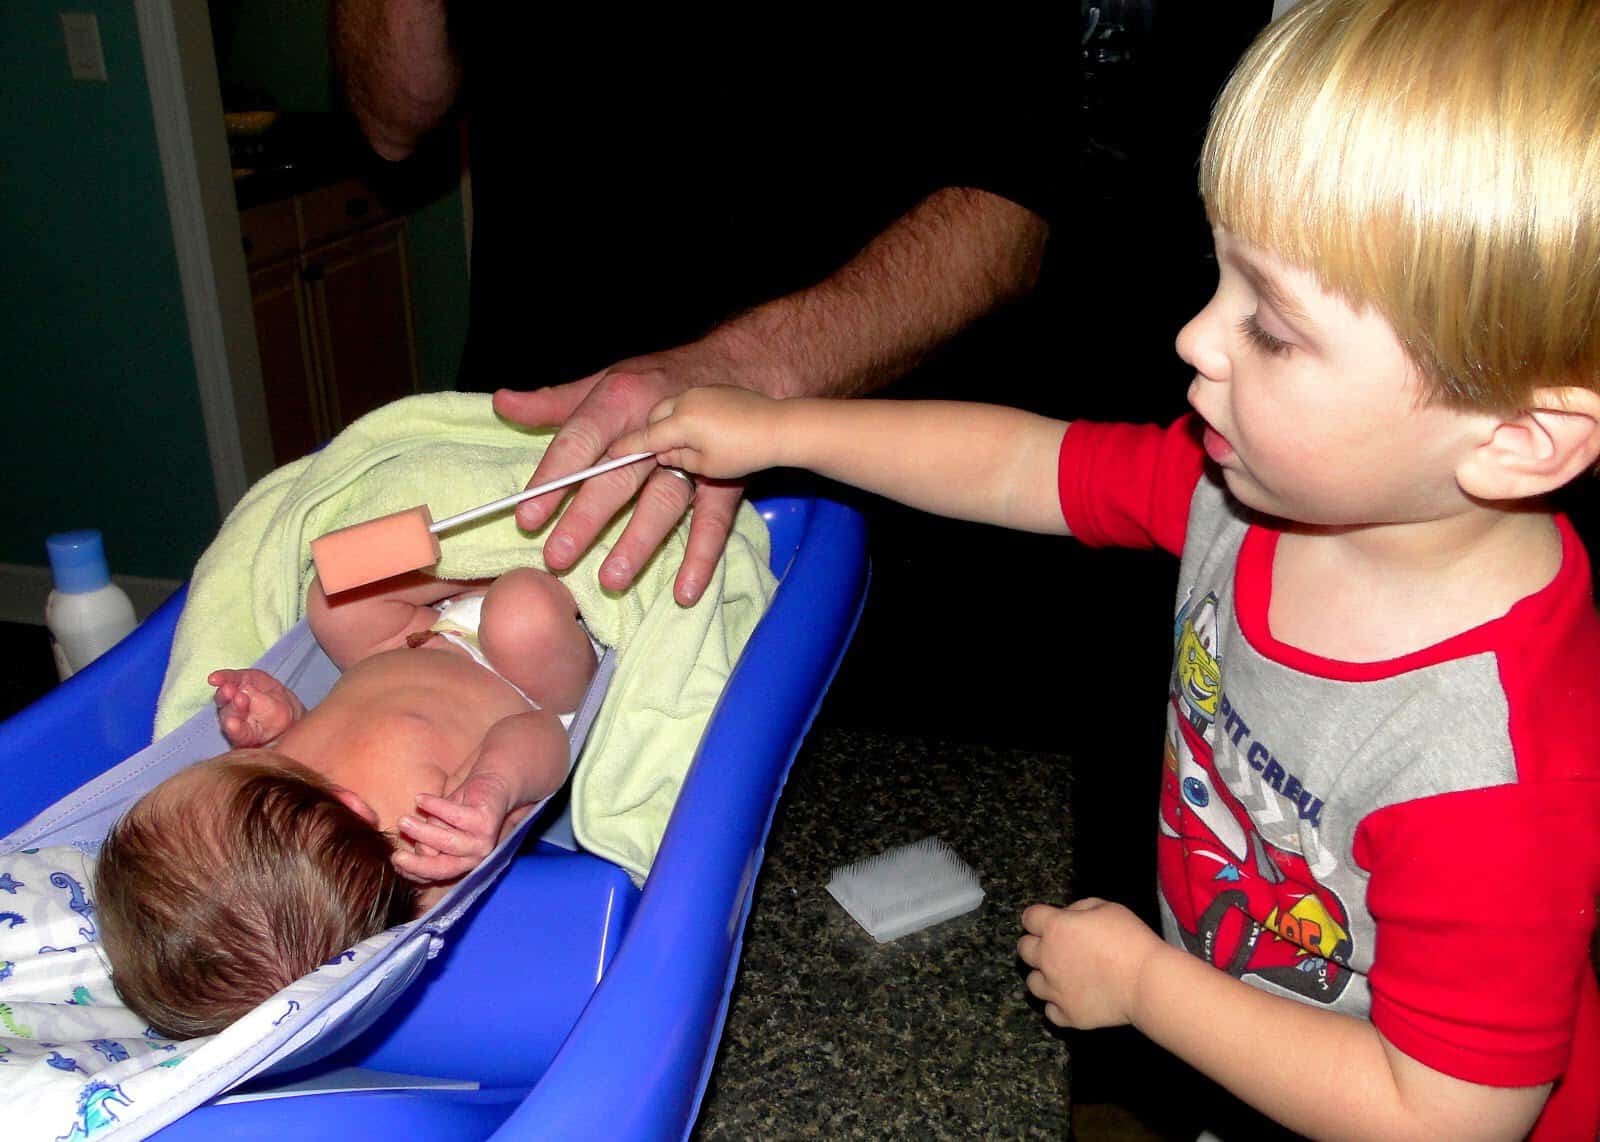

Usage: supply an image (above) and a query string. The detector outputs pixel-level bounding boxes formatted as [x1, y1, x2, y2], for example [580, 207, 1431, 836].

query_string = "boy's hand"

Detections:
[208, 668, 304, 747]
[614, 386, 790, 481]
[391, 774, 514, 885]
[1017, 899, 1165, 1029]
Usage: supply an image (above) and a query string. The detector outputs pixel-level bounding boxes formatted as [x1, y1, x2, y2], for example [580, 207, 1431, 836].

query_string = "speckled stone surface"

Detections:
[692, 728, 1074, 1140]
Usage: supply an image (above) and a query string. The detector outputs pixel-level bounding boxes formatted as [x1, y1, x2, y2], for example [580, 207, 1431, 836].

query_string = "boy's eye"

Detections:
[1238, 313, 1291, 356]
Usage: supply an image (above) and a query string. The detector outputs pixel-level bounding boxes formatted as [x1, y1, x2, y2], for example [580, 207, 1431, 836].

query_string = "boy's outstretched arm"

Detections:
[617, 388, 1072, 534]
[1019, 900, 1550, 1141]
[392, 709, 569, 884]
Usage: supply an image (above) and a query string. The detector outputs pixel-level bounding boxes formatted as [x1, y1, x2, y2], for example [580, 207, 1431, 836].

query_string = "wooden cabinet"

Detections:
[240, 179, 421, 466]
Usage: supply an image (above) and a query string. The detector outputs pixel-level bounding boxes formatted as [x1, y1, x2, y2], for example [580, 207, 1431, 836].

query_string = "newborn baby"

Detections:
[94, 567, 595, 1039]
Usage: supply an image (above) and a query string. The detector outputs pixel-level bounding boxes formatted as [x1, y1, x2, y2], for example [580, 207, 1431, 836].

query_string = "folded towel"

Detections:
[154, 392, 777, 880]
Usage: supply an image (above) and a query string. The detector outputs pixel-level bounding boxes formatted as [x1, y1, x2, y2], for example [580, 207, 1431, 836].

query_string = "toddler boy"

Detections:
[616, 1, 1600, 1135]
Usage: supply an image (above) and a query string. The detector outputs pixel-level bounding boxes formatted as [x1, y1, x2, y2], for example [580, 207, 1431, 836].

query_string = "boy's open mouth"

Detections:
[1201, 423, 1235, 464]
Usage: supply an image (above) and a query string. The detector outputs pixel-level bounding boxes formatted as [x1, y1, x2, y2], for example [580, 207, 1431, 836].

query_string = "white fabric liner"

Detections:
[0, 617, 615, 1142]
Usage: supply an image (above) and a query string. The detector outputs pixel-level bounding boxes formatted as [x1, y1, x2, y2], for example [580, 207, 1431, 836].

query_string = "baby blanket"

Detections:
[153, 392, 777, 881]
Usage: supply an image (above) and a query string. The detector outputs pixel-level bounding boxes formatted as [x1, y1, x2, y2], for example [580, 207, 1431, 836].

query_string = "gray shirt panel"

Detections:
[1161, 478, 1517, 1018]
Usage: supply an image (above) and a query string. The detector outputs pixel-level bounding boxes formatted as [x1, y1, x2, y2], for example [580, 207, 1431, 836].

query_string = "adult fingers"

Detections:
[675, 482, 743, 605]
[492, 375, 603, 430]
[595, 467, 700, 591]
[514, 371, 668, 532]
[538, 457, 657, 572]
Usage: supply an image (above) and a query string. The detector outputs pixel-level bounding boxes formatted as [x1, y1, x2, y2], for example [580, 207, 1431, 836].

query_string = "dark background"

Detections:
[817, 1, 1271, 914]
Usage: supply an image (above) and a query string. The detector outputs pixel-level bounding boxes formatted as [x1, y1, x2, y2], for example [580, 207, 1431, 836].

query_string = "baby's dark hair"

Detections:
[94, 751, 418, 1039]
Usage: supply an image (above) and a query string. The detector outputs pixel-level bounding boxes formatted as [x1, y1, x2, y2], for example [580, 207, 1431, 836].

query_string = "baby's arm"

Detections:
[209, 668, 306, 747]
[306, 570, 488, 668]
[1019, 901, 1550, 1140]
[616, 387, 1072, 534]
[391, 708, 569, 885]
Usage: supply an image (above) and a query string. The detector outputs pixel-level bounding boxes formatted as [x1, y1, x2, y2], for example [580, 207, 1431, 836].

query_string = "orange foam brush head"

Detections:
[310, 505, 442, 594]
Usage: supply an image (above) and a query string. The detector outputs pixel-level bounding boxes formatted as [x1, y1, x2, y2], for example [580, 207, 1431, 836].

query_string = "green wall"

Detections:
[1, 3, 219, 580]
[0, 1, 469, 588]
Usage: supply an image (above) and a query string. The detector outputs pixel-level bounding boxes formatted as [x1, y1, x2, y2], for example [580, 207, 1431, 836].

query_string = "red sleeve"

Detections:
[1056, 415, 1206, 555]
[1353, 782, 1600, 1087]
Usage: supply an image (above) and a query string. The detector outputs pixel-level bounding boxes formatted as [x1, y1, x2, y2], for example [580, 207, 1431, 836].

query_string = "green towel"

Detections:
[154, 392, 777, 881]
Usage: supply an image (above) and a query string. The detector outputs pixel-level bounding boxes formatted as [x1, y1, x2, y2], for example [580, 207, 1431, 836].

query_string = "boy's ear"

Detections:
[1457, 387, 1600, 502]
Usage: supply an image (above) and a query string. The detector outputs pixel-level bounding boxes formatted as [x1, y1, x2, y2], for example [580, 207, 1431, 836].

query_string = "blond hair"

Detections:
[1202, 0, 1600, 410]
[95, 752, 417, 1039]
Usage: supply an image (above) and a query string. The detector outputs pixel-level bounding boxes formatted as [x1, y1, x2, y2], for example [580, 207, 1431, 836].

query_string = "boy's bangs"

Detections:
[1199, 2, 1395, 305]
[1202, 0, 1600, 408]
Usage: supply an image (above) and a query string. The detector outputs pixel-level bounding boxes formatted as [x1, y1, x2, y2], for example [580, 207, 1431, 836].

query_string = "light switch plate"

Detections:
[61, 12, 108, 82]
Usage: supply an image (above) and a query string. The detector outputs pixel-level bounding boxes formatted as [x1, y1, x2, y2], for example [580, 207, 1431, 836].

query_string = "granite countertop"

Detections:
[690, 726, 1074, 1140]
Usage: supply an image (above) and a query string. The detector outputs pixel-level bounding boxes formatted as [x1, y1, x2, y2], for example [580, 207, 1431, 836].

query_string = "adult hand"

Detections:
[1017, 899, 1166, 1029]
[493, 336, 779, 606]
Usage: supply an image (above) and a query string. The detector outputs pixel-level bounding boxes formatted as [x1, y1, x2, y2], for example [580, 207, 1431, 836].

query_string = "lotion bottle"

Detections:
[45, 529, 138, 681]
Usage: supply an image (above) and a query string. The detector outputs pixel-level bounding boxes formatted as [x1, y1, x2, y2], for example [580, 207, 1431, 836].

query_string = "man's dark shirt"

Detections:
[455, 28, 1065, 390]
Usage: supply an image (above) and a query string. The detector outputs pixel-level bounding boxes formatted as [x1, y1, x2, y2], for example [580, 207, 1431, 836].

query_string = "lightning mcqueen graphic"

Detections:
[1159, 709, 1354, 1004]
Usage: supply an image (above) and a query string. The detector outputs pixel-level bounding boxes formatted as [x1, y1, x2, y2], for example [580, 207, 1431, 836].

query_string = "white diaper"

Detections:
[429, 593, 539, 710]
[430, 594, 598, 726]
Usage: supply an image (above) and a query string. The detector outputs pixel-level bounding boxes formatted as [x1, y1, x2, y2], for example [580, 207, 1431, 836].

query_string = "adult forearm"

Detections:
[712, 188, 1048, 400]
[1130, 943, 1545, 1141]
[332, 0, 459, 160]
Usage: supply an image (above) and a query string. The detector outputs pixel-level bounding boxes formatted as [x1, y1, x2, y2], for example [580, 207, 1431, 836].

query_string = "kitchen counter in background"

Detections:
[229, 112, 380, 210]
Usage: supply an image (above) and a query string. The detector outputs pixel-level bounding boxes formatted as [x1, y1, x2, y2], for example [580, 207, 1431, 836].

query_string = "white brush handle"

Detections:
[428, 452, 656, 534]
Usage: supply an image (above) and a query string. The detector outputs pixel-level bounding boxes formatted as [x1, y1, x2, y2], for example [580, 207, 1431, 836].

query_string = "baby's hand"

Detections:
[613, 386, 788, 481]
[391, 775, 513, 885]
[1017, 899, 1164, 1029]
[208, 668, 303, 747]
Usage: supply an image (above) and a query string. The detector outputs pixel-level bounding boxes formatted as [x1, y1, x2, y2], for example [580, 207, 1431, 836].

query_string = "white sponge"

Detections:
[826, 837, 984, 942]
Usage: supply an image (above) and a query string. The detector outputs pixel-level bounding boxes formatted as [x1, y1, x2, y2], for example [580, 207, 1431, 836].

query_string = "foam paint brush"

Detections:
[310, 452, 656, 594]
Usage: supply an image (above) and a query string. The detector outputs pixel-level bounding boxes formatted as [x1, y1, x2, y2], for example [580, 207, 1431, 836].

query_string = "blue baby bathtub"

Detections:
[0, 494, 868, 1141]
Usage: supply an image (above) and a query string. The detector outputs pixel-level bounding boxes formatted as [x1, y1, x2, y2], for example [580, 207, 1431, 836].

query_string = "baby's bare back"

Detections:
[276, 644, 536, 818]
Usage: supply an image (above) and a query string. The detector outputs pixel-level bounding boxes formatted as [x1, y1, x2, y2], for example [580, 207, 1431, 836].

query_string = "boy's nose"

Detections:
[1175, 308, 1230, 383]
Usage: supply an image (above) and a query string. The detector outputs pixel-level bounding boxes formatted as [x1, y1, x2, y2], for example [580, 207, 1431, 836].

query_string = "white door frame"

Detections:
[134, 0, 274, 516]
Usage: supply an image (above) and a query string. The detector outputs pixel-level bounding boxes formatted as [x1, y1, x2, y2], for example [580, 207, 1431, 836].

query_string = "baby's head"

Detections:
[95, 749, 418, 1039]
[1202, 0, 1600, 412]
